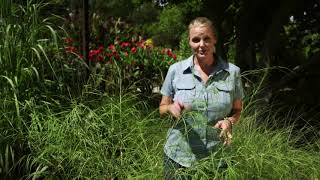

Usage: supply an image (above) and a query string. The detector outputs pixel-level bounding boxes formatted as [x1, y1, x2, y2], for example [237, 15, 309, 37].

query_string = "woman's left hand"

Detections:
[214, 119, 233, 145]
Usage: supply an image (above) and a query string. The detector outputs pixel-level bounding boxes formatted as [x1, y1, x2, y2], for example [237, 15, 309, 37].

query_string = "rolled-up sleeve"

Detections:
[160, 64, 176, 98]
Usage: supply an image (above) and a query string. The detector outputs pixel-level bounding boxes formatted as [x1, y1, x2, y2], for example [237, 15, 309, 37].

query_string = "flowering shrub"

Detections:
[105, 39, 176, 68]
[63, 36, 177, 95]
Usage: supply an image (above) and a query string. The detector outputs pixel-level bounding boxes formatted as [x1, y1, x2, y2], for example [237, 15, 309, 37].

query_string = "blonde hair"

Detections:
[188, 17, 217, 38]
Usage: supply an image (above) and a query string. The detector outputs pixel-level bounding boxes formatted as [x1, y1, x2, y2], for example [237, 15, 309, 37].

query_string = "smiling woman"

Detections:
[188, 19, 217, 59]
[159, 17, 244, 179]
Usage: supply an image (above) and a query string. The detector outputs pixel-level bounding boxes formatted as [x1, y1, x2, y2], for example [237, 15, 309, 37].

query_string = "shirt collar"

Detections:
[182, 55, 230, 74]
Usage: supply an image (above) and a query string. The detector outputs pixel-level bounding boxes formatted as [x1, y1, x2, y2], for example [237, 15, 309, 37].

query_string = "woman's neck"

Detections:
[194, 55, 215, 75]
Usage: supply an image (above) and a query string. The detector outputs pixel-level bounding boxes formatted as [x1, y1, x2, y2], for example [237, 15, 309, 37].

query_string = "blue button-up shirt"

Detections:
[160, 55, 244, 167]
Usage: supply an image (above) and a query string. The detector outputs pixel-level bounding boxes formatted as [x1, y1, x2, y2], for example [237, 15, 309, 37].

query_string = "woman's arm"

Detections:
[227, 99, 243, 124]
[159, 96, 184, 119]
[159, 96, 172, 116]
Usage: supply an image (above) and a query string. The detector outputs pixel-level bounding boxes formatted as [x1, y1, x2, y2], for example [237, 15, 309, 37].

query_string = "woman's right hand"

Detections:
[167, 101, 184, 119]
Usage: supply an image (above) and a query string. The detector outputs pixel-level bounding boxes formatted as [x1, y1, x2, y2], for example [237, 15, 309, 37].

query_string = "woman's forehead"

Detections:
[189, 26, 214, 36]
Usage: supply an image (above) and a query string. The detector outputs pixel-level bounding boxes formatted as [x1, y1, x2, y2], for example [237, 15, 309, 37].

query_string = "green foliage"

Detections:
[226, 42, 236, 63]
[148, 5, 186, 48]
[0, 1, 88, 177]
[27, 94, 165, 179]
[130, 2, 160, 25]
[0, 145, 15, 177]
[181, 0, 203, 14]
[86, 0, 135, 18]
[177, 30, 192, 60]
[301, 33, 320, 59]
[0, 0, 53, 133]
[18, 91, 320, 179]
[0, 0, 84, 100]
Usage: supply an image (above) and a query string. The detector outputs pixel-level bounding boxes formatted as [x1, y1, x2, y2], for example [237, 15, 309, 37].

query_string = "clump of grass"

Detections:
[177, 105, 320, 179]
[27, 93, 166, 179]
[24, 92, 320, 179]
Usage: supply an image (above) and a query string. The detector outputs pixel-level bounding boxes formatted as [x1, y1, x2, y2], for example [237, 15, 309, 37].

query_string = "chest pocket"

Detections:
[213, 81, 234, 105]
[174, 83, 196, 105]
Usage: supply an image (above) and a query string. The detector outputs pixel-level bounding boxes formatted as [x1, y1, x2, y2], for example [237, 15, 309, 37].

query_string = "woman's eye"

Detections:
[192, 37, 200, 43]
[204, 37, 211, 43]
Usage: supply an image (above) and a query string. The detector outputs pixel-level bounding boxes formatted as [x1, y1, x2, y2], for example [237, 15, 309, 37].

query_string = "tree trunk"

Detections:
[82, 0, 90, 76]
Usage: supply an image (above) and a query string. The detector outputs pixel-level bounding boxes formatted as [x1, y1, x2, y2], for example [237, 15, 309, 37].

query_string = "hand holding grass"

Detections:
[214, 118, 233, 145]
[167, 101, 184, 119]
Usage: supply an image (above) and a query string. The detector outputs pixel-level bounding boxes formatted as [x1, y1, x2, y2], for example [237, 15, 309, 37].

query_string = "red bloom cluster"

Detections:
[63, 36, 177, 65]
[64, 37, 73, 45]
[105, 40, 144, 62]
[162, 48, 177, 60]
[120, 42, 130, 48]
[65, 46, 77, 53]
[131, 47, 137, 54]
[136, 40, 145, 48]
[89, 45, 105, 62]
[106, 44, 120, 62]
[63, 37, 106, 62]
[63, 37, 83, 60]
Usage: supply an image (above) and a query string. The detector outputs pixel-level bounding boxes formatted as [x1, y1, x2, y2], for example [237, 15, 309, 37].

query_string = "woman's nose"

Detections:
[199, 40, 205, 47]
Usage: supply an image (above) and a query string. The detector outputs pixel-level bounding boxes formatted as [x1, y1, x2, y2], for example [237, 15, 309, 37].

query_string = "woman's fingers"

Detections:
[173, 101, 182, 112]
[220, 129, 232, 145]
[225, 131, 232, 145]
[215, 120, 232, 145]
[177, 101, 184, 109]
[219, 128, 225, 138]
[215, 119, 232, 130]
[171, 108, 180, 118]
[168, 101, 184, 118]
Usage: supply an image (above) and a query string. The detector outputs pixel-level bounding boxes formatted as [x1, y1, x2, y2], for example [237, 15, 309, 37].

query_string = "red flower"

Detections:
[166, 49, 173, 57]
[98, 45, 104, 52]
[114, 54, 120, 60]
[107, 53, 112, 58]
[97, 55, 104, 62]
[64, 37, 73, 45]
[123, 52, 128, 56]
[131, 47, 137, 54]
[120, 42, 130, 49]
[172, 54, 177, 60]
[65, 46, 77, 53]
[89, 49, 103, 61]
[108, 44, 116, 51]
[136, 40, 145, 48]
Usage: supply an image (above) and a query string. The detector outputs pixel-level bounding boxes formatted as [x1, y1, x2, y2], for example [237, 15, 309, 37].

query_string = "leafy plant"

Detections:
[148, 5, 186, 48]
[178, 30, 192, 60]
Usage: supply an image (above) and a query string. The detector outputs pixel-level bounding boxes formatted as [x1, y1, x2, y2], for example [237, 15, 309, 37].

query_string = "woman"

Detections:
[159, 17, 244, 178]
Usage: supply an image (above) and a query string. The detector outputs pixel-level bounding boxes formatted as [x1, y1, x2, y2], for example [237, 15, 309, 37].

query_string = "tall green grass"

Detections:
[0, 0, 85, 178]
[148, 101, 318, 180]
[20, 92, 320, 179]
[26, 93, 165, 179]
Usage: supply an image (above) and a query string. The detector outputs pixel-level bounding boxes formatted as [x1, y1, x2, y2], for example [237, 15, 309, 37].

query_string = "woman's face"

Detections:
[189, 25, 217, 59]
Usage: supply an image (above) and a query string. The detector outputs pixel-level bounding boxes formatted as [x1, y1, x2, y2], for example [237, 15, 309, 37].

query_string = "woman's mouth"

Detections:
[198, 49, 207, 55]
